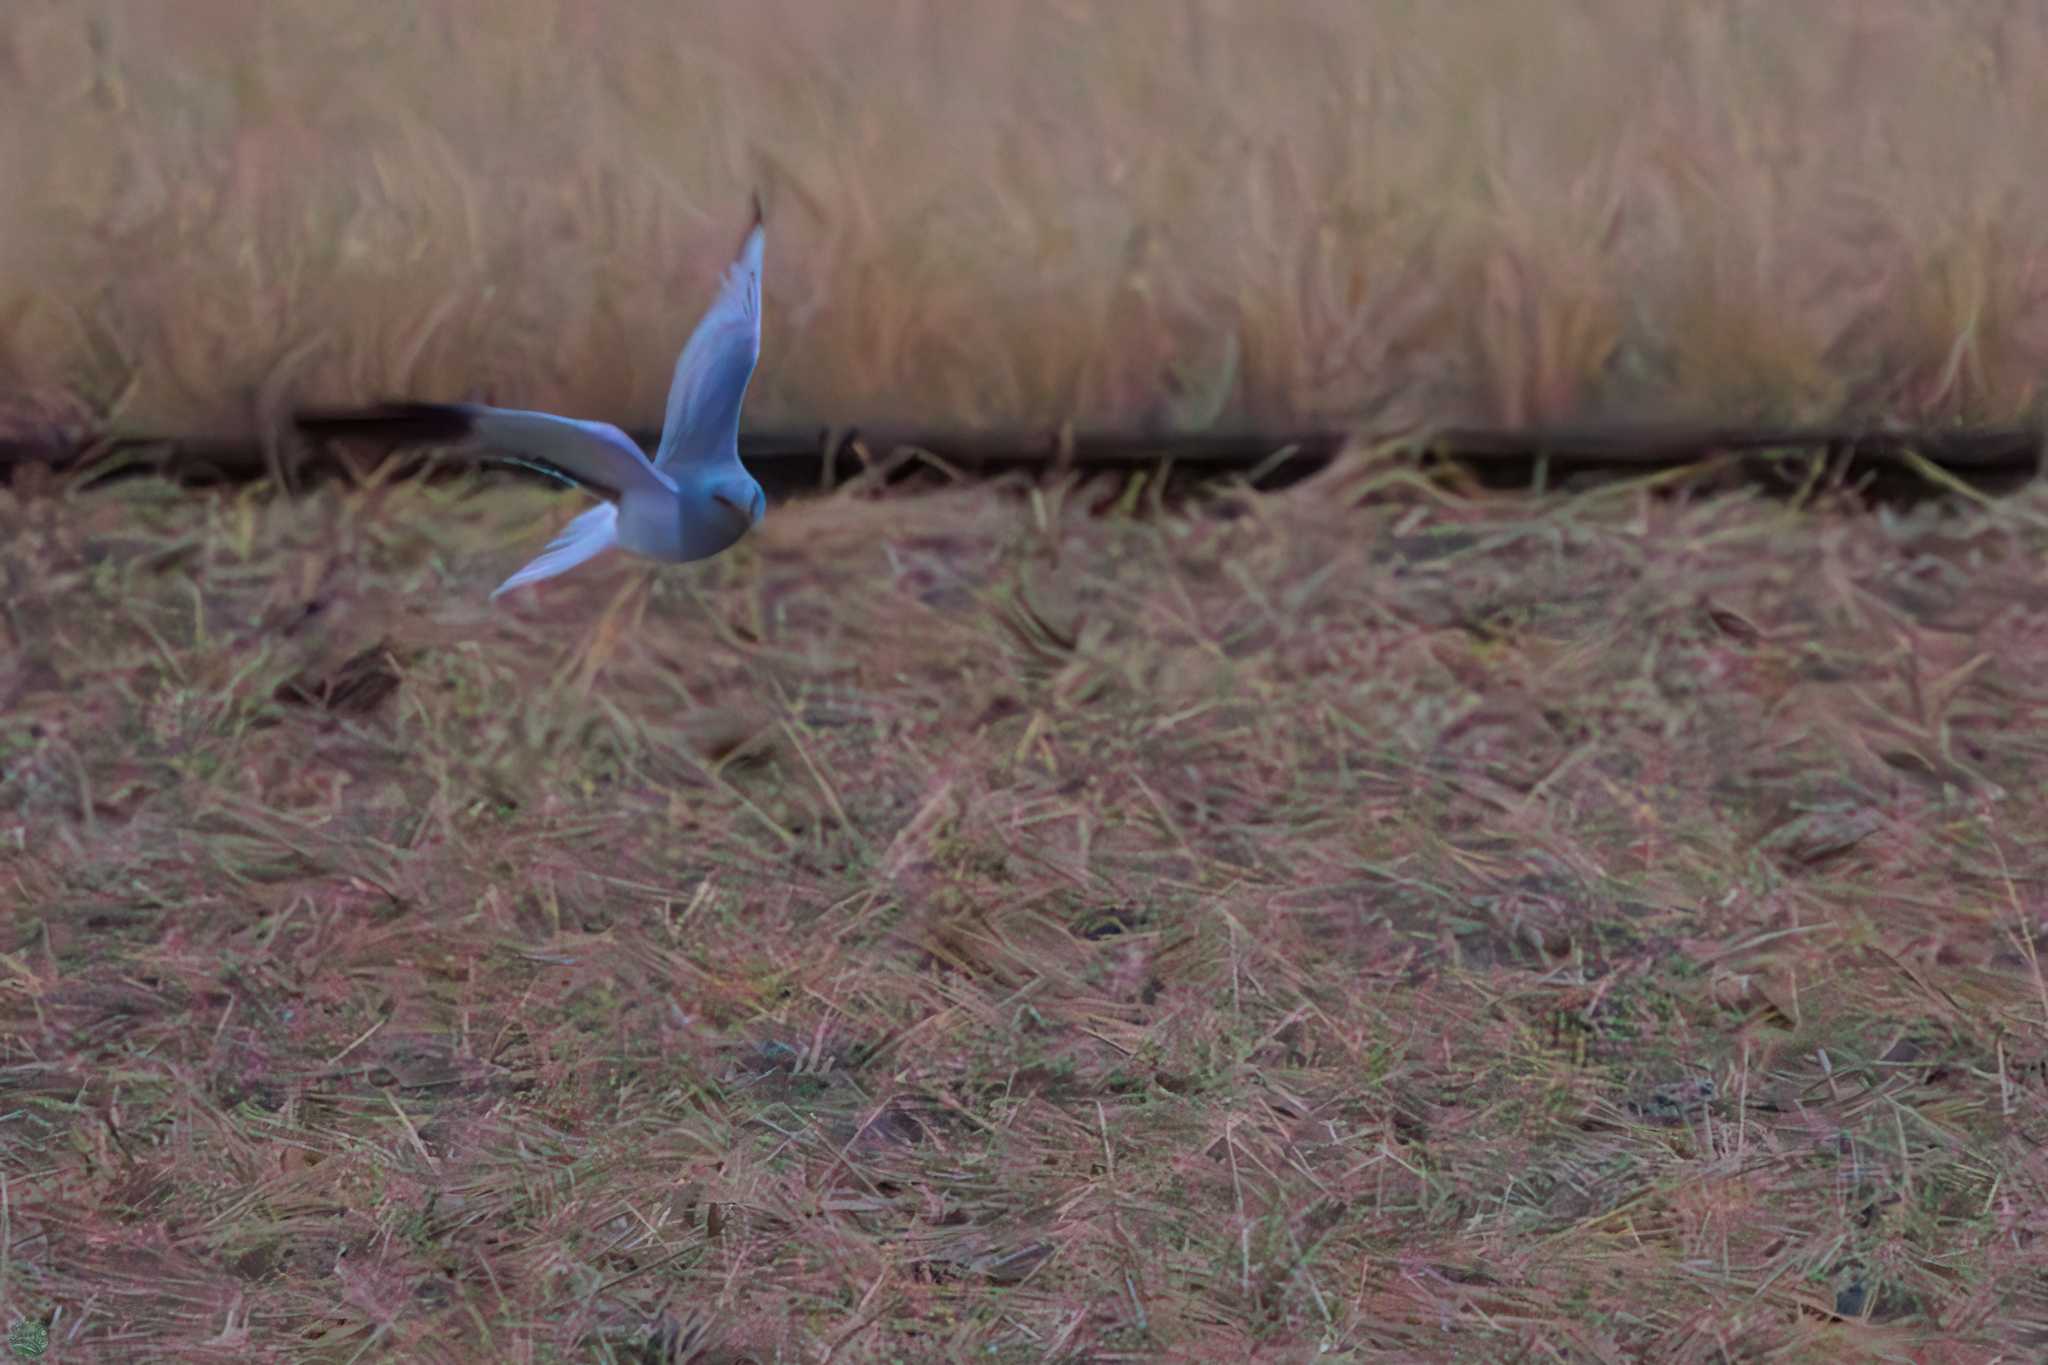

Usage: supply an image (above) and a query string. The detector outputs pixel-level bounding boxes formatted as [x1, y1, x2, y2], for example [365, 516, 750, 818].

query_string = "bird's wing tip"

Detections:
[296, 399, 479, 445]
[731, 198, 766, 275]
[740, 193, 766, 260]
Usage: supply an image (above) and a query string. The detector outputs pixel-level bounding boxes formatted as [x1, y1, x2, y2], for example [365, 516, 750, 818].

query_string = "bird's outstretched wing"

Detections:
[321, 401, 674, 503]
[491, 501, 620, 599]
[653, 206, 764, 474]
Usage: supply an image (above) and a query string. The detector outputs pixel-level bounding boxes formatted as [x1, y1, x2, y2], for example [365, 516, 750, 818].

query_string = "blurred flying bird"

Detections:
[301, 202, 768, 600]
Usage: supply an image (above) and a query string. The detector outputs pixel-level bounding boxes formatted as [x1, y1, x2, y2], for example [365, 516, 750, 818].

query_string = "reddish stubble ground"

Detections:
[6, 450, 2048, 1360]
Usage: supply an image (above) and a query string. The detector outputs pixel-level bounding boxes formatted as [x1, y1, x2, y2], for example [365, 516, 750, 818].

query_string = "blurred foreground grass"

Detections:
[7, 458, 2048, 1357]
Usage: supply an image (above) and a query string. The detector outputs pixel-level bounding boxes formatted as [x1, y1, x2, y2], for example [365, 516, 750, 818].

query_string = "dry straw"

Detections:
[6, 2, 2048, 448]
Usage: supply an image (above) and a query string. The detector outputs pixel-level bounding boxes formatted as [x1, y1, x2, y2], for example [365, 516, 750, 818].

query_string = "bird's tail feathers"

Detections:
[491, 502, 619, 600]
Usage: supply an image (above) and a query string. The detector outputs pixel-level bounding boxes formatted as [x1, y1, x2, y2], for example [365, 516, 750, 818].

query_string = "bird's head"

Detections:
[708, 477, 766, 535]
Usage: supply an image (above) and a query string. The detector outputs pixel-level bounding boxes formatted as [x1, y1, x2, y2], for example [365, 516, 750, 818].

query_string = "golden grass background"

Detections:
[8, 0, 2048, 448]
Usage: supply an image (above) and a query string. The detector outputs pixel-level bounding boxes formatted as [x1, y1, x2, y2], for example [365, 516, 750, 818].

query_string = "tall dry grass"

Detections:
[6, 1, 2048, 445]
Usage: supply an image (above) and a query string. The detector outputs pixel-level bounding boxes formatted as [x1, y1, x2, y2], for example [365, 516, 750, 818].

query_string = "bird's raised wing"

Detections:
[355, 402, 673, 503]
[653, 209, 764, 474]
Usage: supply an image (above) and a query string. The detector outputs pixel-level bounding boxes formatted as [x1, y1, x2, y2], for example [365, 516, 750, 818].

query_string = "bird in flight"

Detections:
[308, 203, 769, 600]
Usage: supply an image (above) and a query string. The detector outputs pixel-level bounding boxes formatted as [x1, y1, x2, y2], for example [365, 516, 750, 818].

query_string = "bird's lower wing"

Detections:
[450, 405, 673, 502]
[303, 401, 671, 502]
[492, 501, 621, 598]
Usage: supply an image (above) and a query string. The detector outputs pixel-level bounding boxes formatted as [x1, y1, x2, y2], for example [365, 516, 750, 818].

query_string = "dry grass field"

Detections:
[8, 450, 2048, 1359]
[14, 2, 2048, 1362]
[8, 2, 2048, 445]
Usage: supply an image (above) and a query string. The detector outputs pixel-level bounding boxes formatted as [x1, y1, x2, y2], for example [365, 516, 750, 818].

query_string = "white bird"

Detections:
[316, 205, 769, 600]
